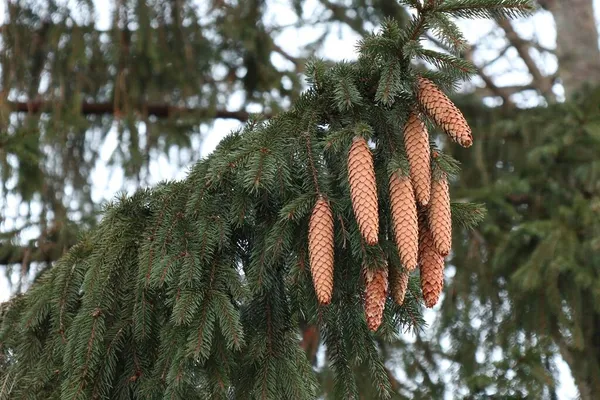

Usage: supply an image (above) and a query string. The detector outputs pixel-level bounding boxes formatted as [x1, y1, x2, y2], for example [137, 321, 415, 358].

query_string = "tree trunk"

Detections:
[553, 309, 600, 400]
[542, 0, 600, 96]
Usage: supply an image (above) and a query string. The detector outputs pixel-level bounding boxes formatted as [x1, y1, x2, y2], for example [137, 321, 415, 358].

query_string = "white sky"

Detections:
[3, 0, 600, 397]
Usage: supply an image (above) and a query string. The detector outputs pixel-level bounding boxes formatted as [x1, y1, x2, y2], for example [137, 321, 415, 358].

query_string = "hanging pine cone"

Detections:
[403, 110, 431, 206]
[364, 265, 388, 332]
[348, 136, 379, 245]
[390, 266, 409, 306]
[428, 173, 452, 257]
[417, 77, 473, 148]
[389, 172, 418, 271]
[418, 214, 445, 308]
[308, 197, 335, 305]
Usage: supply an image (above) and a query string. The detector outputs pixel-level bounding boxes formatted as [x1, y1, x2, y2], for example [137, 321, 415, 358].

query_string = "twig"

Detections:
[495, 18, 556, 102]
[4, 101, 265, 122]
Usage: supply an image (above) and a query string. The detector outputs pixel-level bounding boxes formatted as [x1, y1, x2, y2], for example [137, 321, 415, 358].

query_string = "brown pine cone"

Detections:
[403, 110, 431, 206]
[390, 266, 409, 306]
[389, 172, 418, 271]
[308, 197, 335, 305]
[348, 137, 379, 245]
[428, 173, 452, 257]
[417, 77, 473, 148]
[419, 214, 444, 308]
[364, 266, 388, 331]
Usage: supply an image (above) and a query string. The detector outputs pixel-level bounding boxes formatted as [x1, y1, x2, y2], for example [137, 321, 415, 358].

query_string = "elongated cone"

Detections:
[308, 197, 335, 304]
[403, 111, 431, 206]
[419, 214, 444, 308]
[364, 266, 388, 331]
[348, 137, 379, 245]
[390, 266, 409, 306]
[389, 172, 418, 271]
[428, 173, 452, 257]
[417, 77, 473, 148]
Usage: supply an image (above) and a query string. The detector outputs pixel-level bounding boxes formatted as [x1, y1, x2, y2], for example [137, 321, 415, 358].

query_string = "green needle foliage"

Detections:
[0, 0, 306, 267]
[431, 87, 600, 398]
[0, 2, 531, 399]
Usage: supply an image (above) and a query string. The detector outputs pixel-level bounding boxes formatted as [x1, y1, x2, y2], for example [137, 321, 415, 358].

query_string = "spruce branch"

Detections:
[450, 202, 487, 230]
[375, 60, 404, 105]
[404, 42, 476, 80]
[428, 13, 469, 54]
[435, 0, 534, 19]
[332, 63, 363, 111]
[0, 5, 514, 396]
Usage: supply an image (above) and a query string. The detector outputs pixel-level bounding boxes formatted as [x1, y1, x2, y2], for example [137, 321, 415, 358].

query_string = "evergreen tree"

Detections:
[0, 1, 534, 398]
[426, 88, 600, 399]
[0, 0, 308, 277]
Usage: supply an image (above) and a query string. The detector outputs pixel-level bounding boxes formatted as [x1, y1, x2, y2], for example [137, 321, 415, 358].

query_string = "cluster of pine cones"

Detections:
[307, 78, 473, 331]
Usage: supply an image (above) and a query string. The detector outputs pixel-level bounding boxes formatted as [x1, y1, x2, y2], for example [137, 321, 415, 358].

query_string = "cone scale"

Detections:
[308, 197, 335, 305]
[364, 266, 388, 332]
[403, 111, 431, 206]
[428, 173, 452, 257]
[348, 137, 379, 245]
[419, 214, 445, 308]
[389, 172, 419, 271]
[390, 266, 409, 306]
[417, 77, 473, 148]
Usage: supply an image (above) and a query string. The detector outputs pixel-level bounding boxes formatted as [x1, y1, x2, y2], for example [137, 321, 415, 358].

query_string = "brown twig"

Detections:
[5, 101, 264, 121]
[495, 18, 556, 102]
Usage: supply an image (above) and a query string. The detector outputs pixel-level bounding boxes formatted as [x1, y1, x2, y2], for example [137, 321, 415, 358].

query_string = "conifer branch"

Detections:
[4, 101, 263, 122]
[304, 132, 322, 194]
[0, 243, 65, 266]
[0, 2, 534, 397]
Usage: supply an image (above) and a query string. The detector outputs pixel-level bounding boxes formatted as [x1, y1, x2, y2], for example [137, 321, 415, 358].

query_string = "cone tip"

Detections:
[318, 296, 332, 305]
[366, 235, 379, 246]
[406, 262, 418, 272]
[424, 299, 438, 308]
[462, 137, 473, 148]
[367, 321, 381, 332]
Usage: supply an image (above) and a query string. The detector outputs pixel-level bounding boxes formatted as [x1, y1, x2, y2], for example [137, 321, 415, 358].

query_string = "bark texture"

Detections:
[542, 0, 600, 96]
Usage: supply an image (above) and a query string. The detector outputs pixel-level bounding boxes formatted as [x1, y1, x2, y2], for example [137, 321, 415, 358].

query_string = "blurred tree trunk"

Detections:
[544, 2, 600, 391]
[552, 311, 600, 400]
[542, 0, 600, 96]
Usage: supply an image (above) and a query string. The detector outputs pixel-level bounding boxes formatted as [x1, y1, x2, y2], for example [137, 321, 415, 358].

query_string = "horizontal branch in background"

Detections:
[495, 18, 556, 102]
[0, 243, 65, 266]
[6, 101, 264, 122]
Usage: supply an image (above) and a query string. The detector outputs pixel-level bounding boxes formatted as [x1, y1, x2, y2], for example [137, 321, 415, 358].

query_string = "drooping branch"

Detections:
[5, 101, 262, 122]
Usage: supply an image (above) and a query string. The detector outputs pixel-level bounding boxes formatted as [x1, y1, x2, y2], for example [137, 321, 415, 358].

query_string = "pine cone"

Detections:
[417, 77, 473, 148]
[390, 266, 409, 306]
[403, 110, 431, 206]
[418, 215, 444, 308]
[428, 173, 452, 257]
[389, 172, 418, 271]
[364, 266, 388, 331]
[308, 197, 335, 305]
[348, 137, 379, 245]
